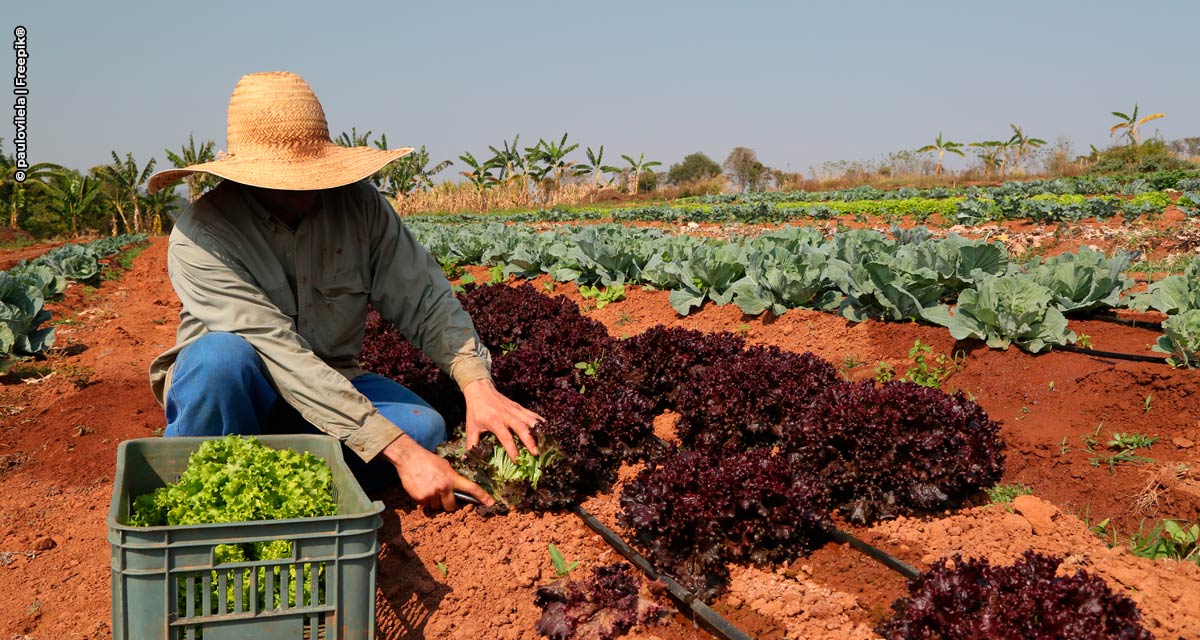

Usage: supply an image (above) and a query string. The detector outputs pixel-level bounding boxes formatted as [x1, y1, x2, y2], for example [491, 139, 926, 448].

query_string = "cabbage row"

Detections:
[410, 222, 1170, 356]
[0, 233, 147, 371]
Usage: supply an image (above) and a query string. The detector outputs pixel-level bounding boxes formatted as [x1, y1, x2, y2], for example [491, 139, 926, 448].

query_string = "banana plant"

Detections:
[572, 146, 621, 187]
[44, 171, 103, 236]
[620, 153, 662, 195]
[525, 133, 579, 201]
[459, 152, 499, 211]
[138, 186, 181, 234]
[335, 127, 372, 148]
[917, 133, 964, 176]
[1110, 104, 1165, 147]
[164, 134, 217, 202]
[1, 157, 61, 229]
[488, 135, 527, 184]
[1006, 124, 1046, 175]
[970, 141, 1006, 177]
[374, 135, 452, 197]
[102, 151, 156, 235]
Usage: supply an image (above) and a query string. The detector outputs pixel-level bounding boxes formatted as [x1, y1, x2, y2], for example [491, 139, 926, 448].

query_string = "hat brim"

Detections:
[147, 143, 414, 194]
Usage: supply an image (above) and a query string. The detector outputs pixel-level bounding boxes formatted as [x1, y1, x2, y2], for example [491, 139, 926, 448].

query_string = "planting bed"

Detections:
[1, 214, 1198, 639]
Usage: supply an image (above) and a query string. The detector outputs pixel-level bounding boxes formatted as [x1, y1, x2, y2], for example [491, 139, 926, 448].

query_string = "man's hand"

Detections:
[463, 378, 543, 461]
[381, 433, 492, 511]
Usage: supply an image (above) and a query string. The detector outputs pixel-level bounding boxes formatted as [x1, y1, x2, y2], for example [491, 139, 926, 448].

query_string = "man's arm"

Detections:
[363, 190, 541, 460]
[168, 229, 399, 460]
[168, 227, 493, 509]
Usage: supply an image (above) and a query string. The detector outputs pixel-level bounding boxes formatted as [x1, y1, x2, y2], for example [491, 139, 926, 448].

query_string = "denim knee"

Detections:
[164, 332, 276, 438]
[406, 409, 447, 452]
[175, 332, 261, 386]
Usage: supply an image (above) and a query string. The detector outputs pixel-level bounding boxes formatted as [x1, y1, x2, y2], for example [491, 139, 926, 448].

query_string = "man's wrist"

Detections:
[463, 377, 494, 396]
[381, 431, 418, 466]
[451, 358, 493, 391]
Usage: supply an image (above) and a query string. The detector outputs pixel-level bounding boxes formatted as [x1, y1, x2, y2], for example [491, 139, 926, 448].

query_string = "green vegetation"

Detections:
[1063, 426, 1158, 473]
[1108, 433, 1159, 450]
[578, 283, 626, 309]
[1131, 520, 1200, 565]
[666, 152, 722, 185]
[986, 483, 1034, 505]
[1155, 310, 1200, 367]
[0, 233, 145, 372]
[917, 132, 965, 176]
[411, 221, 1200, 356]
[900, 340, 963, 388]
[548, 543, 581, 577]
[129, 435, 336, 529]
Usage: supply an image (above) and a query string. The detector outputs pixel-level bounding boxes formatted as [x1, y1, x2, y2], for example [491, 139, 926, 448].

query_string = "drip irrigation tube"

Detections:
[1057, 343, 1170, 364]
[1078, 314, 1163, 330]
[570, 504, 754, 640]
[826, 527, 921, 581]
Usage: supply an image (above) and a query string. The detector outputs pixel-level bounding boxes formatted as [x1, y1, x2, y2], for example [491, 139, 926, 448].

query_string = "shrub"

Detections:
[666, 152, 723, 185]
[1088, 139, 1193, 175]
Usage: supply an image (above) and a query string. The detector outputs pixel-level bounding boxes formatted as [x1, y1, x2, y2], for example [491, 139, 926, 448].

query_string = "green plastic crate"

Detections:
[107, 435, 384, 640]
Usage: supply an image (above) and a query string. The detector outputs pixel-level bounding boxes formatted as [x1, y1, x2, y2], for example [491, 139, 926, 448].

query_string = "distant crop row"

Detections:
[0, 234, 146, 371]
[411, 222, 1200, 362]
[683, 170, 1200, 203]
[406, 189, 1194, 227]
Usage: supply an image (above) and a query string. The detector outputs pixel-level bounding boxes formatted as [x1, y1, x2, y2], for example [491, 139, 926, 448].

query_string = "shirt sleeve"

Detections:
[364, 190, 493, 389]
[167, 229, 403, 462]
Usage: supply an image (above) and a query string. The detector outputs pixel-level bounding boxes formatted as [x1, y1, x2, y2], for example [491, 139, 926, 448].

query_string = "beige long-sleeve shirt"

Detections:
[148, 180, 492, 462]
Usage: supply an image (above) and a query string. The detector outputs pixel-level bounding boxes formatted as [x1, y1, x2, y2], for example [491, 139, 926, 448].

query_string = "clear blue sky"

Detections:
[4, 0, 1197, 179]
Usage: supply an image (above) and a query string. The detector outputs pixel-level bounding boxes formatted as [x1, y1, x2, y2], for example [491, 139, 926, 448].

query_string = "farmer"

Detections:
[146, 71, 540, 511]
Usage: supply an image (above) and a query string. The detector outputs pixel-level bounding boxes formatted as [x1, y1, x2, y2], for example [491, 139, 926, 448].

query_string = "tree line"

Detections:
[3, 102, 1193, 239]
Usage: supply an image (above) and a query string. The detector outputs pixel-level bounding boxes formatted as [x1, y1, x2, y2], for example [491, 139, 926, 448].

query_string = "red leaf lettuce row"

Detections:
[617, 325, 747, 413]
[881, 551, 1152, 640]
[460, 283, 616, 407]
[672, 345, 839, 450]
[534, 563, 667, 640]
[619, 447, 830, 599]
[786, 381, 1005, 523]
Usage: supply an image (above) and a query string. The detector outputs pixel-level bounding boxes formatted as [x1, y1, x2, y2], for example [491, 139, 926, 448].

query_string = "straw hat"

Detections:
[147, 71, 412, 194]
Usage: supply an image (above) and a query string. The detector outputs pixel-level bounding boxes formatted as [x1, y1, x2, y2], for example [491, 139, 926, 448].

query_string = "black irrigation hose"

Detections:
[1077, 314, 1163, 330]
[1056, 343, 1171, 364]
[570, 504, 755, 640]
[826, 527, 921, 581]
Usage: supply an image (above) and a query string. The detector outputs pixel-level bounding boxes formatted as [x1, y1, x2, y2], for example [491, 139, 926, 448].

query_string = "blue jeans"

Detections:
[164, 332, 446, 491]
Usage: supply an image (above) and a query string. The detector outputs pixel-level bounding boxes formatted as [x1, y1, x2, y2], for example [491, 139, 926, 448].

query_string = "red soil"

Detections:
[0, 240, 70, 271]
[1, 228, 1198, 639]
